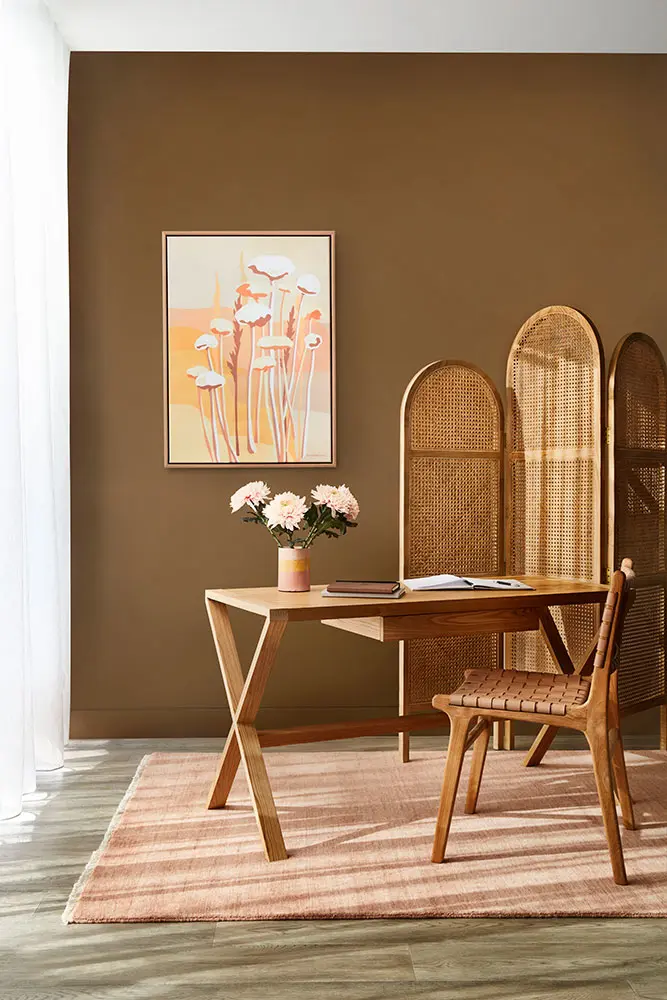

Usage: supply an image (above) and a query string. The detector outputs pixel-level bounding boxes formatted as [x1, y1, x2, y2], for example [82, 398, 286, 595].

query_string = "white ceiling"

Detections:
[44, 0, 667, 53]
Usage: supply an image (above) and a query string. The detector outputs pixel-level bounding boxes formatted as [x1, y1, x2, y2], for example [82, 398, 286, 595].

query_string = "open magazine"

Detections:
[404, 574, 534, 591]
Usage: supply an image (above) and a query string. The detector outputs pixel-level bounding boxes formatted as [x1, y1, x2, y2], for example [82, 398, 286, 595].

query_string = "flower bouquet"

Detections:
[230, 481, 359, 591]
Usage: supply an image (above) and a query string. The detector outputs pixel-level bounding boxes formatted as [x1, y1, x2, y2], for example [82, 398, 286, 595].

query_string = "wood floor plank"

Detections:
[627, 968, 667, 999]
[0, 980, 642, 999]
[204, 945, 415, 982]
[409, 918, 667, 985]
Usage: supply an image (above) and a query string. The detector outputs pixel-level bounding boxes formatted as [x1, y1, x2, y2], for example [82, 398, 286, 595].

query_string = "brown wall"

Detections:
[69, 53, 667, 738]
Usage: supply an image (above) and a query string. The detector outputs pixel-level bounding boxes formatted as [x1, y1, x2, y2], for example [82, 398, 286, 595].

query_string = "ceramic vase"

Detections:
[277, 547, 311, 592]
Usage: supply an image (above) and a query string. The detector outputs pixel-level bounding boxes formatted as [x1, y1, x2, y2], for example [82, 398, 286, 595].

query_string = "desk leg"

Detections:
[205, 598, 288, 862]
[207, 731, 241, 809]
[523, 723, 558, 766]
[398, 642, 410, 762]
[494, 634, 513, 750]
[523, 608, 576, 766]
[493, 720, 514, 751]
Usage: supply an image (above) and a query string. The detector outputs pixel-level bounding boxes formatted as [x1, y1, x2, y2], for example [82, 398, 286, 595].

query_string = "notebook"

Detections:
[322, 580, 405, 599]
[404, 574, 534, 592]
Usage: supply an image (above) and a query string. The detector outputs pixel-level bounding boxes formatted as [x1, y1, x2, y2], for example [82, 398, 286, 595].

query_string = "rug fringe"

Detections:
[62, 754, 152, 924]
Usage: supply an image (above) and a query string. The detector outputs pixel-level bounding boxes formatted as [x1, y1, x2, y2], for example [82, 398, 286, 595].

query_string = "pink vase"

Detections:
[278, 547, 311, 592]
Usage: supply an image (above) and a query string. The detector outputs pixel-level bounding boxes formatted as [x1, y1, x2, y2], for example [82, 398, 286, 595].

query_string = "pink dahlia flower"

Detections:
[311, 484, 359, 521]
[230, 481, 271, 512]
[264, 492, 308, 531]
[311, 484, 336, 507]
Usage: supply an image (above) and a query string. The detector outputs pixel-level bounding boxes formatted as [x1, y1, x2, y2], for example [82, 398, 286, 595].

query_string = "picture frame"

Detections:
[163, 231, 336, 467]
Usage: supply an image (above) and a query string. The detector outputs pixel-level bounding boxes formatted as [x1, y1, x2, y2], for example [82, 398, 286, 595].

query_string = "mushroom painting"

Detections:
[164, 232, 335, 466]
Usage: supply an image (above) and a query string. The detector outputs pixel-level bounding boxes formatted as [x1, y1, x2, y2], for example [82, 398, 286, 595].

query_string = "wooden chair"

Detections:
[431, 559, 637, 885]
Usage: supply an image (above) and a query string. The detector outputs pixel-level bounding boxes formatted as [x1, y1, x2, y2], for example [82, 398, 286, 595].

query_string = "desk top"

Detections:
[206, 576, 608, 622]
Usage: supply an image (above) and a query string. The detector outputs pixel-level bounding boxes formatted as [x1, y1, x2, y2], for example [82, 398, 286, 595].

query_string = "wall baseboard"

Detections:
[70, 704, 662, 741]
[71, 706, 407, 739]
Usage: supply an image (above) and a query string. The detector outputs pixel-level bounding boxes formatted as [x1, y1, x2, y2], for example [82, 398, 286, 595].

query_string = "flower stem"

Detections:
[197, 388, 215, 461]
[264, 363, 281, 461]
[213, 386, 237, 462]
[288, 291, 305, 395]
[246, 327, 257, 454]
[208, 392, 221, 461]
[300, 348, 316, 461]
[247, 502, 284, 546]
[302, 506, 334, 548]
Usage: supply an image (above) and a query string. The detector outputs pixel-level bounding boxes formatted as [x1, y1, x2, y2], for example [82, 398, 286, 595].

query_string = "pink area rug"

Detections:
[64, 750, 667, 922]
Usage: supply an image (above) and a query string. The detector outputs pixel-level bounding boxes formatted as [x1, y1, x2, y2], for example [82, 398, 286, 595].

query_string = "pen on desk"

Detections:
[495, 580, 512, 586]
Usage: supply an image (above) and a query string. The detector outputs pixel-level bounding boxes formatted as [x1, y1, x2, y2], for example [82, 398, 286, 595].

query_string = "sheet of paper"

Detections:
[404, 574, 534, 591]
[404, 574, 470, 590]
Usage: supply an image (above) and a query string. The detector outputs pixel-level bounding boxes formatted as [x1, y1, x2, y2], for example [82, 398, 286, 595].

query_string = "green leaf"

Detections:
[304, 506, 319, 526]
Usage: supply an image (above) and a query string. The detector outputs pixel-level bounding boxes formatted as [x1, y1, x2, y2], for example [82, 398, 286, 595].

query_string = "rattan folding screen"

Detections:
[398, 312, 667, 754]
[609, 333, 667, 744]
[506, 306, 604, 676]
[399, 361, 504, 761]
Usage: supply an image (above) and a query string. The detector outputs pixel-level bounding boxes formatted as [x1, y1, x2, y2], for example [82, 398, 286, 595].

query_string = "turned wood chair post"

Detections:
[431, 559, 636, 885]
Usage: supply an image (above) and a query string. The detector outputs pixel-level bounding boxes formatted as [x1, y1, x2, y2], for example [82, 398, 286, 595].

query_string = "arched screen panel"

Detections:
[609, 333, 667, 731]
[399, 361, 504, 751]
[506, 306, 604, 673]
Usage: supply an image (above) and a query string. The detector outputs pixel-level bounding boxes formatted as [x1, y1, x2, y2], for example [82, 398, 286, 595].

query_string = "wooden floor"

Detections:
[1, 737, 666, 1000]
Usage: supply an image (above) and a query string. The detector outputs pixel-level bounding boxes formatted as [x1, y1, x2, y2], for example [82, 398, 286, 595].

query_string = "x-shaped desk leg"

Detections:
[523, 609, 598, 767]
[205, 598, 288, 861]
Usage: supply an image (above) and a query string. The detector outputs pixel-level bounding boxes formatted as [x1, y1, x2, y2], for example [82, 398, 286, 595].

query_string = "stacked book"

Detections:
[322, 580, 406, 599]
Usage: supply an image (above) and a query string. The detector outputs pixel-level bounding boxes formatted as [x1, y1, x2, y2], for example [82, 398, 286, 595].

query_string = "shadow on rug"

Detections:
[64, 750, 667, 922]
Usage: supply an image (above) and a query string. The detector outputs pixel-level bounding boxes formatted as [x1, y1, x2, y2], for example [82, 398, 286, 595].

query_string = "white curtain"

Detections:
[0, 0, 70, 819]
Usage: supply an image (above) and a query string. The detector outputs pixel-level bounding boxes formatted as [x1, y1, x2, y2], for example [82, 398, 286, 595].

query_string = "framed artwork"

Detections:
[163, 231, 335, 467]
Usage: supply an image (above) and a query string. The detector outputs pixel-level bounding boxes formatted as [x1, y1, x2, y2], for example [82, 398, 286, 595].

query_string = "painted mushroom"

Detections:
[299, 332, 323, 460]
[291, 310, 322, 406]
[256, 335, 293, 461]
[194, 331, 219, 361]
[246, 255, 295, 340]
[251, 356, 280, 458]
[194, 331, 237, 462]
[233, 301, 272, 454]
[195, 369, 236, 463]
[288, 273, 320, 394]
[194, 333, 223, 459]
[187, 364, 215, 461]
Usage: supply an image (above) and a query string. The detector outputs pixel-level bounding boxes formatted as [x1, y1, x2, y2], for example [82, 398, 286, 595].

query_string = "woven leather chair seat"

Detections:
[448, 668, 591, 716]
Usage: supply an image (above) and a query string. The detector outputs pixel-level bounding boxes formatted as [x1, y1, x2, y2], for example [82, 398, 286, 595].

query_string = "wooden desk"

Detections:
[205, 578, 608, 861]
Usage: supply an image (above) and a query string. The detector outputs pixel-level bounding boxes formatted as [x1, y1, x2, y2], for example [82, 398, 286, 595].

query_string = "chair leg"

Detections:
[465, 720, 491, 815]
[431, 714, 470, 863]
[610, 728, 636, 831]
[586, 723, 628, 885]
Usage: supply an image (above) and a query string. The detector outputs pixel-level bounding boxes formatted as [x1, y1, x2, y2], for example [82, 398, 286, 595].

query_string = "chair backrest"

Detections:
[594, 558, 636, 675]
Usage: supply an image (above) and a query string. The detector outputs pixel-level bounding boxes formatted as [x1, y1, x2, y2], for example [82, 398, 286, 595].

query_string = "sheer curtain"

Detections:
[0, 0, 70, 819]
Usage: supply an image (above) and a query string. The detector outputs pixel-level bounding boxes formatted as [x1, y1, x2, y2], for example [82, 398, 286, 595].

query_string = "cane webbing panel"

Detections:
[609, 333, 667, 714]
[507, 306, 603, 674]
[400, 362, 504, 710]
